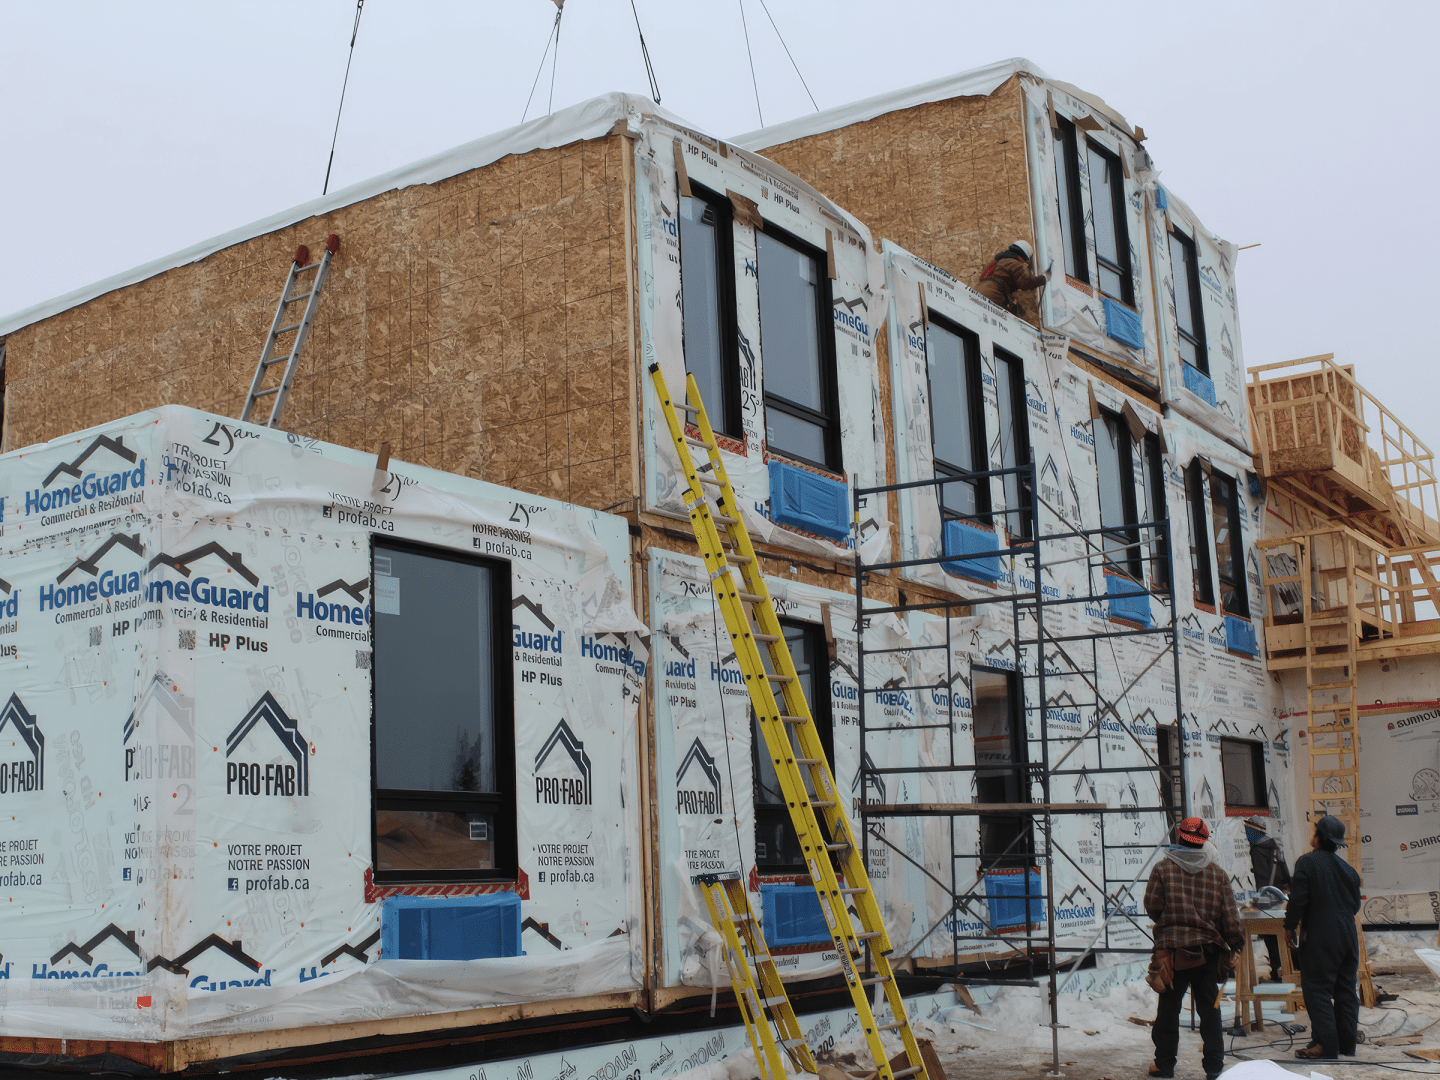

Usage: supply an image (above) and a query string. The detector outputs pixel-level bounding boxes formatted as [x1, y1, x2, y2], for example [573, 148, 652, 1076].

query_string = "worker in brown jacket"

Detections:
[1143, 817, 1243, 1080]
[975, 240, 1049, 315]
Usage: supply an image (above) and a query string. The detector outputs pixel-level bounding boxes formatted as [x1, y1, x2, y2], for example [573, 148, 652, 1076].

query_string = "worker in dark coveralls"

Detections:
[1286, 815, 1362, 1060]
[975, 240, 1049, 315]
[1245, 815, 1292, 981]
[1143, 817, 1242, 1080]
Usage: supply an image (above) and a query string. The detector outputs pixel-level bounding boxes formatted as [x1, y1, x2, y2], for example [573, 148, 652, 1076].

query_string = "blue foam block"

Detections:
[1103, 298, 1145, 350]
[1226, 615, 1259, 656]
[380, 892, 522, 961]
[1106, 573, 1153, 628]
[768, 461, 850, 542]
[941, 519, 1004, 584]
[760, 882, 829, 947]
[1182, 362, 1217, 407]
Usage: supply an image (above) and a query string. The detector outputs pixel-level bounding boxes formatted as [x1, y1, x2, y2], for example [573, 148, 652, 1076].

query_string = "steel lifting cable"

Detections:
[323, 0, 365, 196]
[521, 4, 563, 124]
[629, 0, 661, 103]
[755, 0, 817, 112]
[737, 0, 763, 128]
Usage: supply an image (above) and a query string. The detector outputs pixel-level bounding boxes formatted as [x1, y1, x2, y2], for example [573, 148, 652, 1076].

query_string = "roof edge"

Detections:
[730, 57, 1048, 151]
[0, 91, 675, 340]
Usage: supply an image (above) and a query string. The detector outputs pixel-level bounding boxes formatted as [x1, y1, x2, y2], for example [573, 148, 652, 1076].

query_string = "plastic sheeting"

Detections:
[879, 241, 1291, 955]
[635, 120, 890, 567]
[0, 406, 647, 1041]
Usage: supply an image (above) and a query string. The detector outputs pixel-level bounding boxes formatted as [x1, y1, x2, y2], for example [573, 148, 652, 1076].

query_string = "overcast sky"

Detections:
[3, 2, 1435, 451]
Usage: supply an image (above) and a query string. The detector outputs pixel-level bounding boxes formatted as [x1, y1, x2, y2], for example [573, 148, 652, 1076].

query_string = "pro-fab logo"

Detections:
[40, 532, 143, 612]
[534, 720, 591, 806]
[27, 435, 146, 517]
[0, 694, 43, 794]
[675, 738, 721, 816]
[225, 692, 308, 797]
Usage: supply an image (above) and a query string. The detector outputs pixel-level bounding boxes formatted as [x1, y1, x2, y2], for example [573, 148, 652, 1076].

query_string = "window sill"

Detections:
[764, 449, 845, 484]
[1192, 601, 1216, 614]
[1064, 275, 1093, 296]
[689, 422, 746, 457]
[1225, 806, 1270, 817]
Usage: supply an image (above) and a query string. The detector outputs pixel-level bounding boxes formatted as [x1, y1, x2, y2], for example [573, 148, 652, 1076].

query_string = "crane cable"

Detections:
[322, 0, 365, 196]
[630, 0, 661, 102]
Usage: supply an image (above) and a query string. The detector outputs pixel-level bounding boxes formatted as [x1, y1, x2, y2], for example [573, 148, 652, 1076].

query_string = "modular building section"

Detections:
[0, 405, 647, 1045]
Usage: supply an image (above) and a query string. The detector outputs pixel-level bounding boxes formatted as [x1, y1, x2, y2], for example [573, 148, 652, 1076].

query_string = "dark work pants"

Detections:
[1300, 939, 1360, 1057]
[1153, 952, 1224, 1076]
[1261, 934, 1282, 979]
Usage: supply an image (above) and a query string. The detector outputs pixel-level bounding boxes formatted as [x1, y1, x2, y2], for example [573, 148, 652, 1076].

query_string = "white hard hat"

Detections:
[1013, 240, 1034, 260]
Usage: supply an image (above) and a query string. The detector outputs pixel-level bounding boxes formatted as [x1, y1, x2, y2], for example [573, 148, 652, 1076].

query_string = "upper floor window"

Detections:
[925, 314, 990, 524]
[372, 539, 516, 883]
[1209, 471, 1249, 618]
[1185, 460, 1215, 607]
[1095, 409, 1164, 581]
[758, 228, 840, 471]
[1086, 142, 1133, 305]
[1053, 117, 1087, 284]
[753, 619, 834, 872]
[679, 186, 741, 436]
[1168, 229, 1207, 375]
[993, 346, 1032, 540]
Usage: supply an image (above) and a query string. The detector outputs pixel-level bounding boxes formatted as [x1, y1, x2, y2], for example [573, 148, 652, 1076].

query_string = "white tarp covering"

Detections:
[0, 405, 646, 1040]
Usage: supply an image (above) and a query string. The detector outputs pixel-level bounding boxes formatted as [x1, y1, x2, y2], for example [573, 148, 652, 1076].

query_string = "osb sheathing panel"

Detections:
[761, 76, 1038, 324]
[1, 134, 634, 512]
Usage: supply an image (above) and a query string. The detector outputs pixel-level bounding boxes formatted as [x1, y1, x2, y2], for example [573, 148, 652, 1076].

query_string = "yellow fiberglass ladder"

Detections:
[700, 872, 816, 1080]
[650, 363, 930, 1080]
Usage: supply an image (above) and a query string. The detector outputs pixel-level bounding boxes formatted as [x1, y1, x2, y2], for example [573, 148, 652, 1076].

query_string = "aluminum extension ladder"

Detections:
[241, 234, 340, 428]
[650, 363, 930, 1080]
[700, 872, 816, 1080]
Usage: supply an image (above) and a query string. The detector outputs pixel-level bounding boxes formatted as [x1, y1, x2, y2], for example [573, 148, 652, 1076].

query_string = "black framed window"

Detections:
[372, 538, 516, 883]
[993, 346, 1033, 540]
[925, 314, 990, 524]
[1053, 117, 1087, 284]
[1095, 411, 1140, 578]
[753, 619, 834, 872]
[1138, 432, 1168, 588]
[973, 667, 1031, 868]
[1209, 471, 1249, 618]
[679, 184, 742, 436]
[758, 227, 841, 471]
[1185, 461, 1215, 607]
[1220, 737, 1267, 810]
[1096, 410, 1165, 582]
[1086, 142, 1133, 305]
[1167, 229, 1207, 375]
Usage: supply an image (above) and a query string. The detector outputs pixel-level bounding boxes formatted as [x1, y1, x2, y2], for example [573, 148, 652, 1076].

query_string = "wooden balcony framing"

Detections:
[1248, 354, 1440, 548]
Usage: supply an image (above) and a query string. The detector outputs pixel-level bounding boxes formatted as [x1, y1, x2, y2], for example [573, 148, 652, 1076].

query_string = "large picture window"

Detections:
[372, 538, 516, 882]
[753, 619, 834, 871]
[758, 228, 841, 471]
[1168, 229, 1207, 375]
[926, 314, 990, 523]
[1087, 142, 1133, 305]
[1053, 117, 1087, 284]
[1220, 737, 1267, 811]
[679, 184, 741, 436]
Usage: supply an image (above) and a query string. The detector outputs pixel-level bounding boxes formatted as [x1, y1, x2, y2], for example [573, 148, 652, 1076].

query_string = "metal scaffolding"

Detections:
[852, 461, 1186, 1075]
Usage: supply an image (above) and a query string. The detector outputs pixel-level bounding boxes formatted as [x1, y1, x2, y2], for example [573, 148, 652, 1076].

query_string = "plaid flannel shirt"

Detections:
[1144, 856, 1244, 952]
